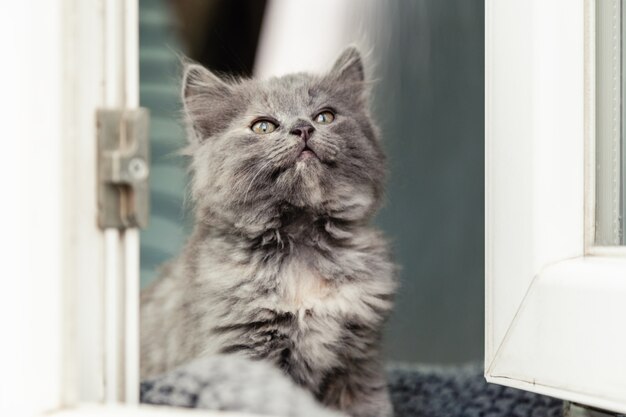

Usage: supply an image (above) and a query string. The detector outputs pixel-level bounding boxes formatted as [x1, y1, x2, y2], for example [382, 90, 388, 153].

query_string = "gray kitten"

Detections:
[141, 47, 397, 417]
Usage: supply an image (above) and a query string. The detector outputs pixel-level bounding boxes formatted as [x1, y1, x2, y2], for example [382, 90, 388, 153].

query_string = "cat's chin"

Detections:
[278, 165, 324, 208]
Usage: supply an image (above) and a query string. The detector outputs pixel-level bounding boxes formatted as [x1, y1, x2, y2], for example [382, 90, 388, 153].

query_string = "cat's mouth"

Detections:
[297, 144, 318, 161]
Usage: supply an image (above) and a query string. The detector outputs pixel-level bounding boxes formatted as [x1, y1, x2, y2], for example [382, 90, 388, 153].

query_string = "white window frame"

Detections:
[486, 0, 626, 413]
[1, 1, 252, 415]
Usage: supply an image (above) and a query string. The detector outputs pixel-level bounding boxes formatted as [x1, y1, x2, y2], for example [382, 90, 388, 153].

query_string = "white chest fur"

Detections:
[279, 259, 330, 309]
[273, 258, 379, 322]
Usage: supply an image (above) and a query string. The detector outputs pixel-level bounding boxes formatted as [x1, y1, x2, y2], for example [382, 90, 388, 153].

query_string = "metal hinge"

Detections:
[97, 108, 150, 229]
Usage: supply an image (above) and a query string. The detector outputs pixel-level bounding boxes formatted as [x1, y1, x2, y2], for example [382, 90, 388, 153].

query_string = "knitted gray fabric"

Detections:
[386, 363, 563, 417]
[141, 356, 564, 417]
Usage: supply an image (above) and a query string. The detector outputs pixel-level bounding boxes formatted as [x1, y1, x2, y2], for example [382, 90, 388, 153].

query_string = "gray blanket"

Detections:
[141, 356, 563, 417]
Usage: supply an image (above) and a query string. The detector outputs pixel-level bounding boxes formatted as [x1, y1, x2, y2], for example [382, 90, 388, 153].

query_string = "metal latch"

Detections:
[97, 108, 150, 229]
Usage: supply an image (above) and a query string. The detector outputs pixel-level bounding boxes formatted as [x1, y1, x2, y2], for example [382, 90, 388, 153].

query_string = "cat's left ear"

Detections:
[330, 46, 365, 85]
[181, 61, 239, 143]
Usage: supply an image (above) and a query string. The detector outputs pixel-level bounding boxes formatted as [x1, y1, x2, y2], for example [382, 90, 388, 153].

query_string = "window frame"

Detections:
[3, 0, 243, 415]
[485, 0, 626, 413]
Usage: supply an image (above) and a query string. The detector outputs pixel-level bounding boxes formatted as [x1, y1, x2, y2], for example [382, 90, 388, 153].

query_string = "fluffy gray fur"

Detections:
[141, 47, 397, 417]
[142, 355, 346, 417]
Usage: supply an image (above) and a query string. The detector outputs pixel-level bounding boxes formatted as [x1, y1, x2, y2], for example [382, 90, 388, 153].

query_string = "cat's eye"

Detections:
[251, 120, 277, 134]
[314, 110, 335, 124]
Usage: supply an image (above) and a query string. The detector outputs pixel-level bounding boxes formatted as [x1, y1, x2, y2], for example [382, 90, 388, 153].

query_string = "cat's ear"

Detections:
[330, 46, 365, 84]
[181, 62, 238, 142]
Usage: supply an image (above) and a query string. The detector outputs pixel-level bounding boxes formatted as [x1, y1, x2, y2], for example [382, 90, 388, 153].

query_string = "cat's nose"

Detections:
[289, 123, 315, 142]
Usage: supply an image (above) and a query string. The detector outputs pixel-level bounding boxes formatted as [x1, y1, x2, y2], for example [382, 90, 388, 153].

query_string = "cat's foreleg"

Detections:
[319, 361, 393, 417]
[343, 384, 393, 417]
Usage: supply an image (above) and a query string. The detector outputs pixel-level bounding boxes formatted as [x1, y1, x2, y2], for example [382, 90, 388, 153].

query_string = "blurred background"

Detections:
[139, 0, 484, 365]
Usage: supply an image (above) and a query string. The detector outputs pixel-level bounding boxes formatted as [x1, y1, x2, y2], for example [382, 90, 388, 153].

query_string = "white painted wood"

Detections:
[587, 245, 626, 256]
[101, 0, 141, 404]
[104, 229, 123, 403]
[0, 0, 237, 415]
[69, 0, 108, 403]
[485, 0, 585, 366]
[124, 229, 140, 404]
[485, 0, 536, 364]
[123, 0, 141, 404]
[0, 1, 65, 414]
[61, 0, 143, 404]
[486, 0, 626, 412]
[0, 0, 143, 413]
[487, 258, 626, 414]
[102, 0, 125, 403]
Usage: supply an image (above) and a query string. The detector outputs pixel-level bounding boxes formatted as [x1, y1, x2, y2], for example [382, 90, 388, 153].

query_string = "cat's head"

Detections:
[182, 47, 385, 233]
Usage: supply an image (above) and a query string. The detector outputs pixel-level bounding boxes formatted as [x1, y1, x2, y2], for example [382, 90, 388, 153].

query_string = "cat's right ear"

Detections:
[182, 63, 236, 142]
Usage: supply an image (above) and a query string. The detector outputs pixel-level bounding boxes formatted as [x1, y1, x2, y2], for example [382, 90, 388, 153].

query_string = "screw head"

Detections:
[128, 157, 148, 181]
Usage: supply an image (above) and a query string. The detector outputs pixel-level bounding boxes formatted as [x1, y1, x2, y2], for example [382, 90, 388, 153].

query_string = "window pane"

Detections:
[596, 0, 625, 245]
[623, 0, 626, 244]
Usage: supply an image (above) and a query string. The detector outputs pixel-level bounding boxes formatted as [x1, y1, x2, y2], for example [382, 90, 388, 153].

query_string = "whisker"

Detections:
[240, 142, 302, 204]
[242, 159, 274, 205]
